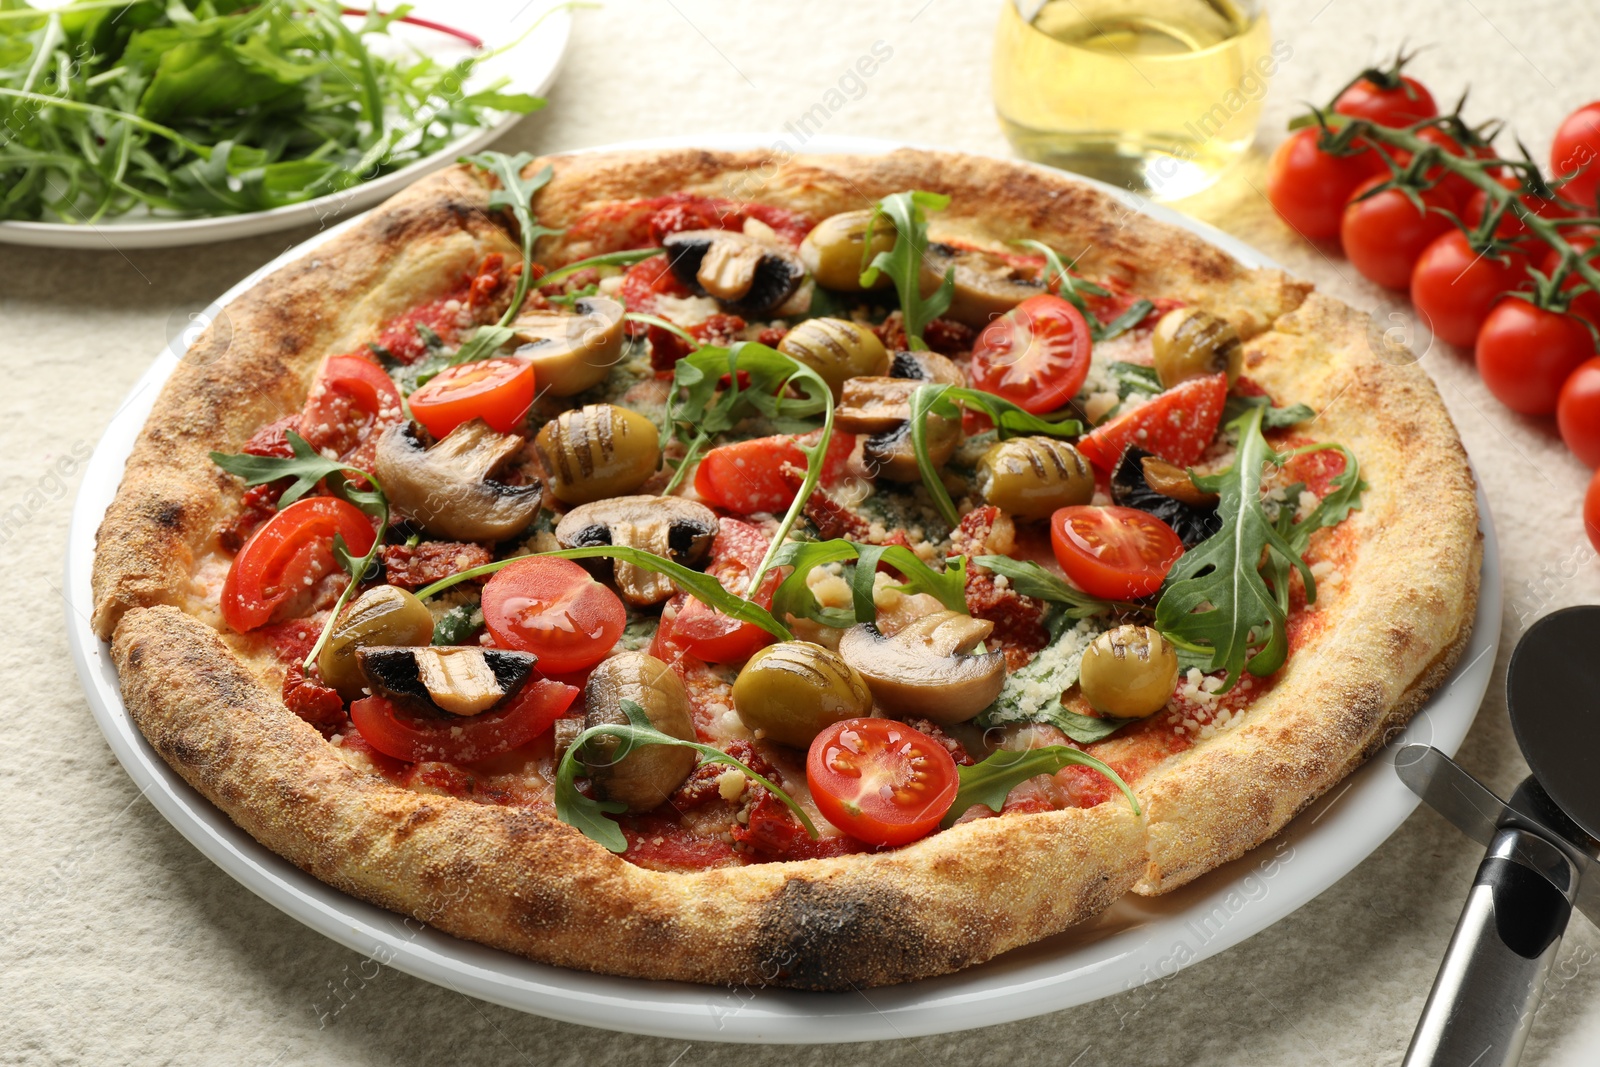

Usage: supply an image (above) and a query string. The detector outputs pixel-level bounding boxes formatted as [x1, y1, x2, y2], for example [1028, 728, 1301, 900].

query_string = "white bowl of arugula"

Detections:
[0, 0, 571, 248]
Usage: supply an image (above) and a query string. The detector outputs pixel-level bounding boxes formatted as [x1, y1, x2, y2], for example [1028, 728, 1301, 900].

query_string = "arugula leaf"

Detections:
[535, 248, 663, 290]
[1223, 393, 1316, 430]
[1012, 239, 1149, 341]
[1051, 709, 1130, 744]
[941, 745, 1139, 827]
[555, 699, 817, 853]
[209, 430, 352, 506]
[450, 152, 560, 366]
[970, 555, 1115, 619]
[769, 540, 970, 629]
[1153, 404, 1365, 690]
[413, 545, 794, 642]
[861, 190, 954, 350]
[907, 382, 1083, 529]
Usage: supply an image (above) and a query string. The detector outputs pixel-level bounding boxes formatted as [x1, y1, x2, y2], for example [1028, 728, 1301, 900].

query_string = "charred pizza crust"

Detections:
[91, 149, 1478, 988]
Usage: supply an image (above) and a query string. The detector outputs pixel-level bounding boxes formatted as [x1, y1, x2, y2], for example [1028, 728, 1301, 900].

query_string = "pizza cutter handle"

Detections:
[1403, 827, 1578, 1067]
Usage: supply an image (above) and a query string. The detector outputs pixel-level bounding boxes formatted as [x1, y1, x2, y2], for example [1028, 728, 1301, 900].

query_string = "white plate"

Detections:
[0, 0, 570, 250]
[65, 134, 1502, 1043]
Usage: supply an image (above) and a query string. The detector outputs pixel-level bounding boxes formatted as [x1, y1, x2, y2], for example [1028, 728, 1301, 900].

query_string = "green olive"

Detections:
[976, 437, 1094, 520]
[534, 403, 661, 505]
[799, 210, 896, 291]
[317, 586, 435, 700]
[582, 652, 698, 813]
[1152, 308, 1242, 388]
[732, 642, 873, 748]
[1078, 625, 1180, 719]
[777, 317, 890, 399]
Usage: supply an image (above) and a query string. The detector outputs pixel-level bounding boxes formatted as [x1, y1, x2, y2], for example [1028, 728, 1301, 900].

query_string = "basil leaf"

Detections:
[555, 702, 818, 853]
[970, 556, 1114, 619]
[941, 745, 1139, 827]
[861, 190, 954, 350]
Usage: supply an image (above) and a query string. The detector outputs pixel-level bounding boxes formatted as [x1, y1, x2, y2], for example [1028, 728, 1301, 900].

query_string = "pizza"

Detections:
[90, 147, 1480, 990]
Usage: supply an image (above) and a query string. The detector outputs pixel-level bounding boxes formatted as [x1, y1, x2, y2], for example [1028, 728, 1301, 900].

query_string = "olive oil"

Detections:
[993, 0, 1276, 200]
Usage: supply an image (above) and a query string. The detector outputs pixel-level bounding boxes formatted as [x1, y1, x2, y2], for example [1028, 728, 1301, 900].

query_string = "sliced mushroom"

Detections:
[555, 496, 718, 606]
[661, 229, 806, 317]
[374, 420, 543, 543]
[864, 417, 961, 482]
[356, 645, 536, 717]
[889, 348, 964, 385]
[1110, 446, 1221, 548]
[836, 373, 962, 482]
[836, 611, 1007, 725]
[919, 242, 1045, 328]
[836, 376, 922, 435]
[511, 296, 626, 397]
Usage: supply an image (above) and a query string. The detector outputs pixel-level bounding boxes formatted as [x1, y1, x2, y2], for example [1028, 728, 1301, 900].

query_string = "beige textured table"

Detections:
[6, 1, 1600, 1063]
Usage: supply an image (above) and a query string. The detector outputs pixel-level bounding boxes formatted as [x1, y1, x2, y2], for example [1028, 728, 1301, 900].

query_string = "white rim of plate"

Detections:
[64, 132, 1502, 1044]
[0, 0, 572, 249]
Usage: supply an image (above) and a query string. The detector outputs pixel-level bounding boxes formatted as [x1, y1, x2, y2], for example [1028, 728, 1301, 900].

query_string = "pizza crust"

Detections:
[91, 149, 1478, 989]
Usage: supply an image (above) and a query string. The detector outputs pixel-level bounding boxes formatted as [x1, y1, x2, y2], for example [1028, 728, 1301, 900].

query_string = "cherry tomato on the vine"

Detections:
[968, 294, 1092, 414]
[1341, 176, 1455, 290]
[1333, 73, 1437, 127]
[1540, 236, 1600, 331]
[1410, 230, 1529, 348]
[806, 718, 959, 847]
[1551, 103, 1600, 213]
[1409, 125, 1502, 211]
[409, 357, 535, 438]
[1265, 128, 1386, 240]
[1475, 297, 1595, 416]
[1558, 357, 1600, 468]
[1050, 505, 1184, 600]
[1463, 177, 1570, 255]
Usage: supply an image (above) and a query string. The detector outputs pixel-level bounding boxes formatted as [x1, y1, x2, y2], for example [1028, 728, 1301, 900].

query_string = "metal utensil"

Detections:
[1397, 605, 1600, 1067]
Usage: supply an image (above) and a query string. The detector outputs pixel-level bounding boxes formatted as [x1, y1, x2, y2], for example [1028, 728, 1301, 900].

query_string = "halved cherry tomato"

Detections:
[1333, 73, 1437, 127]
[653, 519, 778, 665]
[1475, 297, 1595, 416]
[1410, 230, 1529, 348]
[1552, 103, 1600, 213]
[221, 497, 376, 633]
[481, 557, 626, 674]
[1076, 373, 1227, 472]
[1265, 127, 1387, 240]
[969, 294, 1092, 414]
[408, 356, 534, 438]
[1050, 505, 1183, 600]
[1558, 357, 1600, 467]
[1341, 176, 1455, 290]
[806, 718, 958, 847]
[1586, 468, 1600, 556]
[349, 679, 579, 764]
[300, 355, 404, 457]
[693, 430, 854, 516]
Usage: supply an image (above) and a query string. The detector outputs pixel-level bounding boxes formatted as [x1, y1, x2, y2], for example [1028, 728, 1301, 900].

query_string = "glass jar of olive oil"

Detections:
[993, 0, 1279, 201]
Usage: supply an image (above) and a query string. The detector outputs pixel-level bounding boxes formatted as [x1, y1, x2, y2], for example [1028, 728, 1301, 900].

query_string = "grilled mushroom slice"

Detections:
[356, 645, 536, 716]
[1110, 446, 1221, 548]
[374, 420, 542, 543]
[837, 611, 1007, 725]
[555, 496, 718, 606]
[582, 651, 698, 813]
[510, 295, 626, 397]
[661, 229, 806, 316]
[919, 242, 1045, 328]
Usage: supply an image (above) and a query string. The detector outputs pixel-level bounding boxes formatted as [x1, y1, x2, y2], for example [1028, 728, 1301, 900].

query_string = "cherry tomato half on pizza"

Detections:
[480, 556, 626, 675]
[653, 519, 779, 665]
[350, 678, 579, 764]
[408, 356, 535, 438]
[969, 294, 1092, 414]
[806, 718, 959, 847]
[1050, 506, 1184, 600]
[300, 354, 404, 455]
[221, 497, 377, 633]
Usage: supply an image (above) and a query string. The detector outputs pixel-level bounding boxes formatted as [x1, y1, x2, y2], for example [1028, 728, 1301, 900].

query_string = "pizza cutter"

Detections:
[1396, 604, 1600, 1067]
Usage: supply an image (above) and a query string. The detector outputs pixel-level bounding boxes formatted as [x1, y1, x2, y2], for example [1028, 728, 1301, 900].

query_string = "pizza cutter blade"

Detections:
[1396, 605, 1600, 1067]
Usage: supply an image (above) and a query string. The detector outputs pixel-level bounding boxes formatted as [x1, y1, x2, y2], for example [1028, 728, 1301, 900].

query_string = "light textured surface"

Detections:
[5, 1, 1600, 1063]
